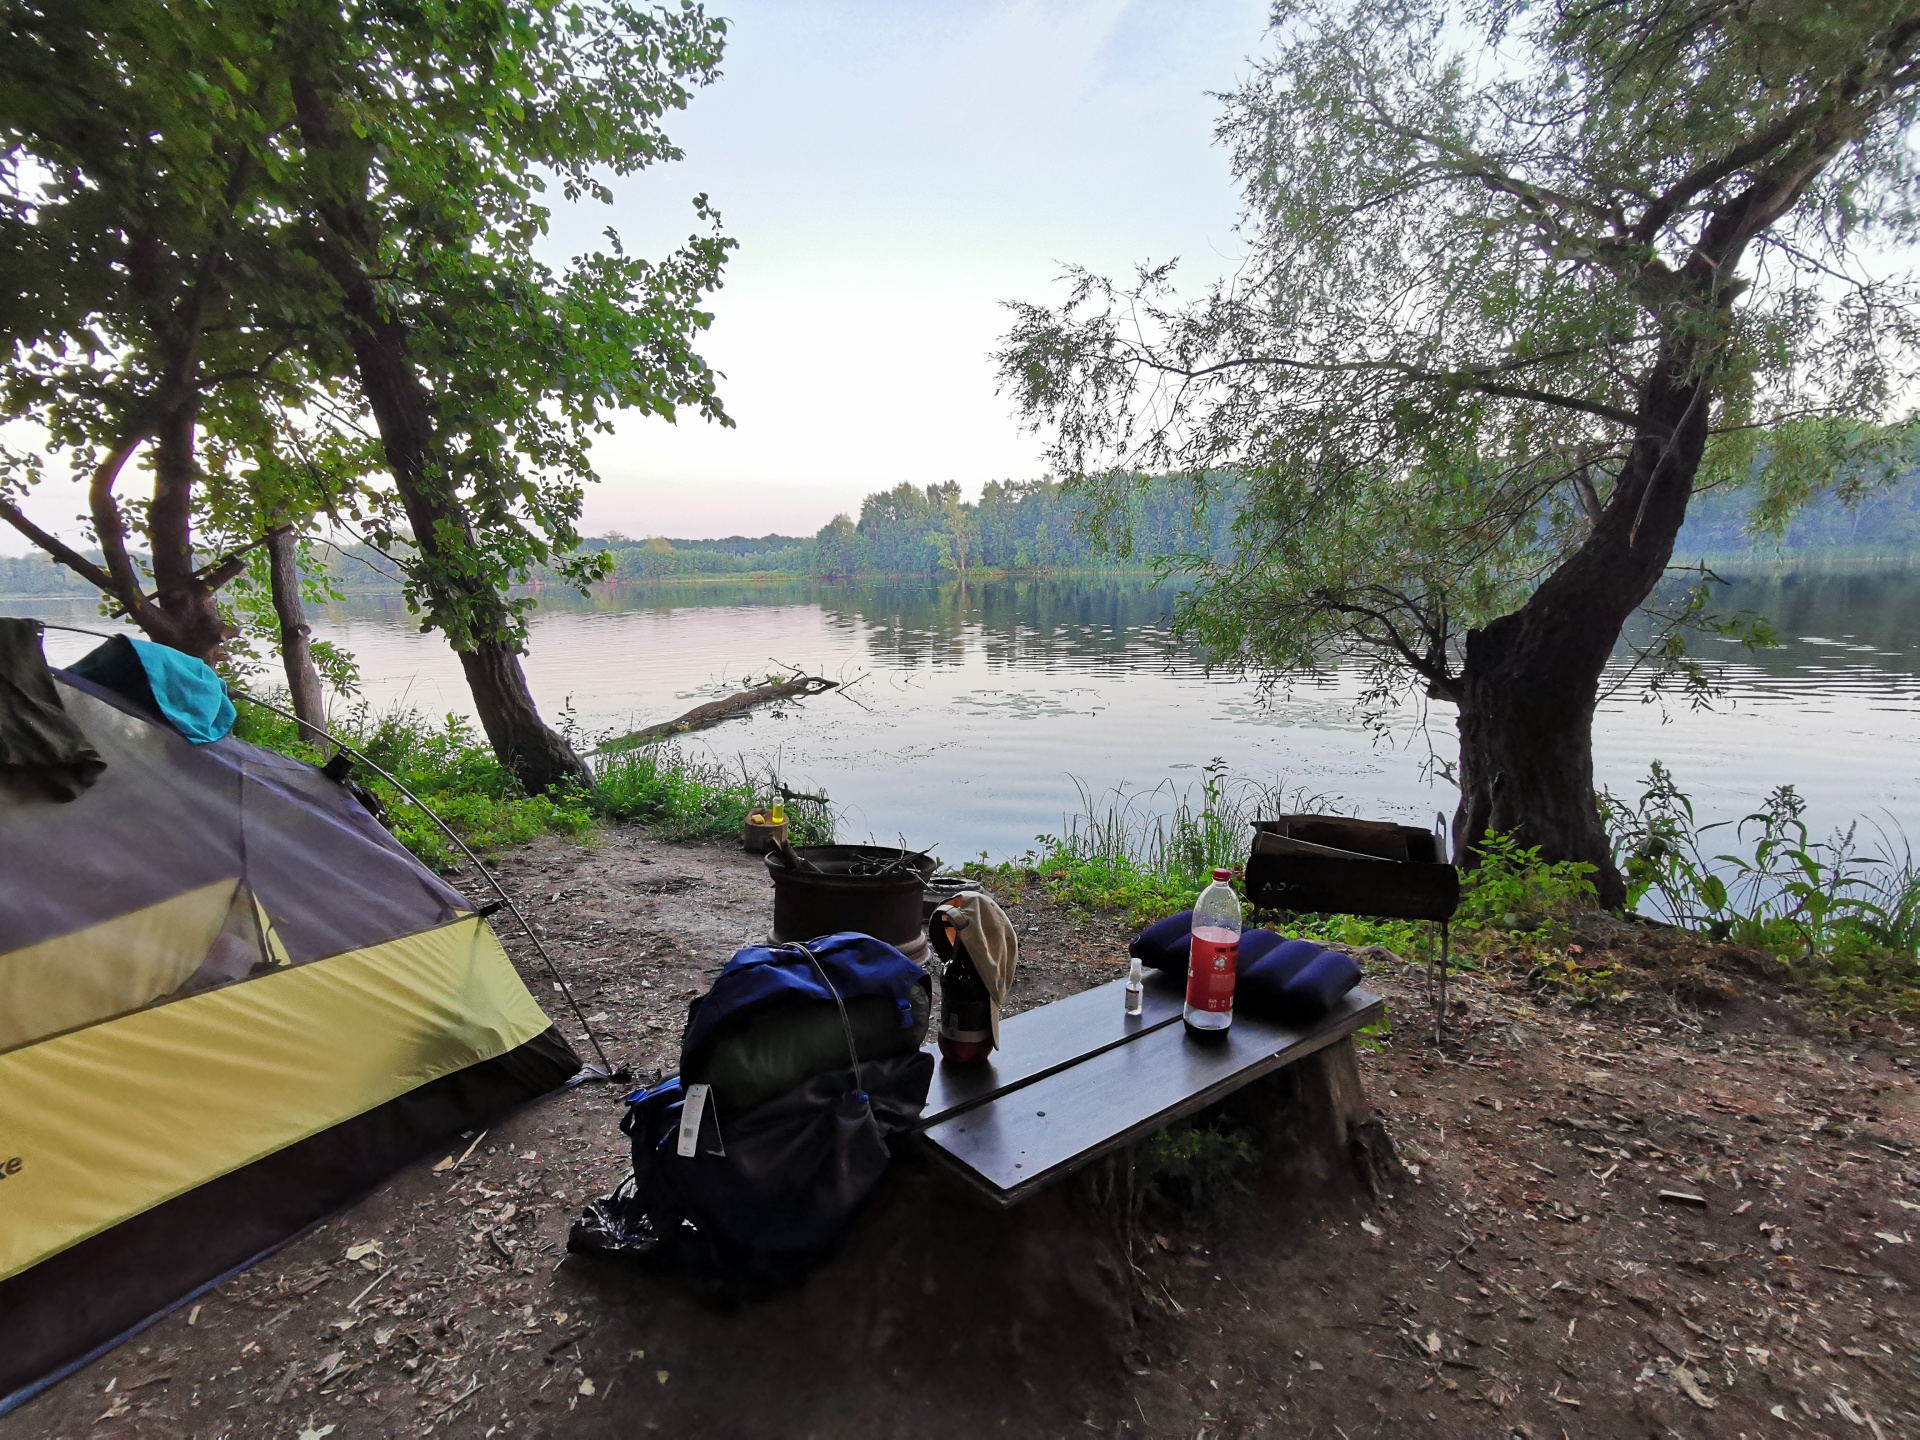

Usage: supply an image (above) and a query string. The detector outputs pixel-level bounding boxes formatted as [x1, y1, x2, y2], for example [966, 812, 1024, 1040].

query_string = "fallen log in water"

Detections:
[594, 674, 838, 755]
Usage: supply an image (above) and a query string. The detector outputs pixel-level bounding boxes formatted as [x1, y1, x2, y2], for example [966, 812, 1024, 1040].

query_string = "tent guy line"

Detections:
[35, 620, 622, 1081]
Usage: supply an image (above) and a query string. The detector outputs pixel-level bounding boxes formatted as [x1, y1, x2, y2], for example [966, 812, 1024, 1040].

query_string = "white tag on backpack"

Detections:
[677, 1083, 710, 1158]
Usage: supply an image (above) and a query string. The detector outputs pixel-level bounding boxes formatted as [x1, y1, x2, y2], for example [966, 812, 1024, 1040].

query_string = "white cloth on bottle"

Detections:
[930, 890, 1019, 1049]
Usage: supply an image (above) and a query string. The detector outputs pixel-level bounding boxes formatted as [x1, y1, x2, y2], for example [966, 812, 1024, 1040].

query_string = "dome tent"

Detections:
[0, 622, 579, 1405]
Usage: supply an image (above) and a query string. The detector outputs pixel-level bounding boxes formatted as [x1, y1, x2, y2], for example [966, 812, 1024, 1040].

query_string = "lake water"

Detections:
[20, 563, 1920, 865]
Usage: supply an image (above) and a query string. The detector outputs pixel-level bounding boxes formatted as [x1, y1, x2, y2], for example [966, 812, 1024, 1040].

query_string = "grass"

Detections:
[968, 764, 1451, 958]
[232, 697, 833, 870]
[969, 763, 1326, 928]
[978, 758, 1918, 1015]
[232, 691, 1919, 1017]
[590, 741, 835, 846]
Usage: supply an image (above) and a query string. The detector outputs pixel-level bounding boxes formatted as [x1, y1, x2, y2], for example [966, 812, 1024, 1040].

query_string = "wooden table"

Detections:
[912, 971, 1385, 1207]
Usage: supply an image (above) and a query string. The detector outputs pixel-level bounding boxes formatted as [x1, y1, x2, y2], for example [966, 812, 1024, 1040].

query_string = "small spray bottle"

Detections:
[1125, 956, 1144, 1016]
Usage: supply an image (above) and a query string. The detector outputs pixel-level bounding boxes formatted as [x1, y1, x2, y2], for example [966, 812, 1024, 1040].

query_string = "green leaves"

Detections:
[3, 0, 732, 665]
[278, 0, 734, 652]
[1453, 829, 1599, 931]
[1, 0, 357, 649]
[1603, 763, 1920, 960]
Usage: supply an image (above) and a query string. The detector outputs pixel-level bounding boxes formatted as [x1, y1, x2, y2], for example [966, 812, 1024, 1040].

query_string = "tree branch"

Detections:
[1132, 351, 1657, 434]
[0, 499, 119, 594]
[144, 533, 274, 605]
[1354, 97, 1621, 228]
[1632, 13, 1920, 247]
[194, 542, 263, 596]
[85, 431, 159, 620]
[1630, 98, 1839, 247]
[1317, 591, 1454, 690]
[1467, 380, 1651, 431]
[1573, 468, 1605, 524]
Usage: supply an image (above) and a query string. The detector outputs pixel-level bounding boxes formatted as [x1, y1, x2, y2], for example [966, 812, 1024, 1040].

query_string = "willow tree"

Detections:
[998, 0, 1920, 904]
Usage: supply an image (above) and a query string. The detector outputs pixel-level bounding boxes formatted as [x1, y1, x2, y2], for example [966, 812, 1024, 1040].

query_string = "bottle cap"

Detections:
[1212, 867, 1232, 881]
[1129, 955, 1143, 980]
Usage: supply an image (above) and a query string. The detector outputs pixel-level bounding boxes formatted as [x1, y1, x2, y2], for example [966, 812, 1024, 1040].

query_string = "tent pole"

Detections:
[227, 688, 622, 1081]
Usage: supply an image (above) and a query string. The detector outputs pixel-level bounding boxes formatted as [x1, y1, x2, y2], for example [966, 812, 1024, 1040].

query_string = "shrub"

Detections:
[1137, 1115, 1259, 1214]
[1454, 829, 1599, 933]
[231, 694, 834, 868]
[1603, 762, 1920, 966]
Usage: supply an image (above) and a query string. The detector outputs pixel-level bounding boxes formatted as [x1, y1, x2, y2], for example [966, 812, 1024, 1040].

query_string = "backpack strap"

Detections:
[788, 941, 866, 1098]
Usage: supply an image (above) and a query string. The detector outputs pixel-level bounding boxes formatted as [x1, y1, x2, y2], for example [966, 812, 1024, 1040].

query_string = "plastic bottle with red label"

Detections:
[1183, 867, 1241, 1036]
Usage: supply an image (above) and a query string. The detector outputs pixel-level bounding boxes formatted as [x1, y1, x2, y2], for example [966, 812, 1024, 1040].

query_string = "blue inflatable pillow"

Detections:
[1235, 929, 1286, 970]
[1128, 911, 1193, 972]
[1128, 912, 1284, 977]
[1236, 939, 1321, 1011]
[1239, 944, 1361, 1024]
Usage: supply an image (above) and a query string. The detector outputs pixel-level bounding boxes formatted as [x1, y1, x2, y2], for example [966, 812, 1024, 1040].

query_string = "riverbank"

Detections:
[27, 563, 1920, 869]
[1673, 550, 1920, 571]
[8, 824, 1917, 1439]
[241, 697, 1920, 1023]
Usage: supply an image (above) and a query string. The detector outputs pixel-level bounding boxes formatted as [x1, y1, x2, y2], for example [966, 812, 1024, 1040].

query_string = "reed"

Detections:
[589, 743, 834, 845]
[991, 762, 1335, 926]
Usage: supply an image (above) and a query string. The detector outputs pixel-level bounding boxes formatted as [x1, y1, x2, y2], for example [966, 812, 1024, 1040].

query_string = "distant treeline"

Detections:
[581, 531, 812, 578]
[596, 464, 1920, 578]
[11, 466, 1920, 599]
[0, 476, 1224, 597]
[0, 538, 410, 598]
[1674, 468, 1920, 557]
[595, 475, 1239, 580]
[0, 552, 99, 596]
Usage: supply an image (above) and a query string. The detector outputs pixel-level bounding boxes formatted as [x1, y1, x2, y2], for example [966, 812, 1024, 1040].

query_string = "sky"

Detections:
[1, 0, 1272, 553]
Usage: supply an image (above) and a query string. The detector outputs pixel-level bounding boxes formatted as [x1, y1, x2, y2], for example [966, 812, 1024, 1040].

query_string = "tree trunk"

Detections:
[4, 412, 256, 662]
[142, 401, 230, 660]
[287, 73, 588, 794]
[339, 304, 589, 793]
[1453, 624, 1621, 904]
[456, 642, 590, 794]
[266, 526, 329, 747]
[1451, 352, 1715, 910]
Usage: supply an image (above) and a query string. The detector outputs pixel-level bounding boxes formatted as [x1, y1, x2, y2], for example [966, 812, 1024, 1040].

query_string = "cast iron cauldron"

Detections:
[766, 845, 936, 961]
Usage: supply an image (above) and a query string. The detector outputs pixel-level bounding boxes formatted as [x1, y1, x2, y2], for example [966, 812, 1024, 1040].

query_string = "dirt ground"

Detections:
[8, 827, 1920, 1440]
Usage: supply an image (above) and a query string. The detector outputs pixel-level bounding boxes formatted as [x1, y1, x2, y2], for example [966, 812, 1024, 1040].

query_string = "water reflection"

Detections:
[1637, 560, 1920, 677]
[13, 563, 1920, 860]
[1731, 564, 1920, 663]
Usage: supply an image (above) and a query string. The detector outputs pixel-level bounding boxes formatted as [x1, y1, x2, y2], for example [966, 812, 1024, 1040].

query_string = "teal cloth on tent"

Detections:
[127, 639, 235, 744]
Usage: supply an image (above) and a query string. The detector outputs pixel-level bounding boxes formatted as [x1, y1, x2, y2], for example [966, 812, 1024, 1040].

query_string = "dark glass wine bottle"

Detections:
[937, 944, 993, 1063]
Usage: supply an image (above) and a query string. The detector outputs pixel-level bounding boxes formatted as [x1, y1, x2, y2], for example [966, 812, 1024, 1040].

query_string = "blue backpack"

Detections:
[569, 933, 933, 1290]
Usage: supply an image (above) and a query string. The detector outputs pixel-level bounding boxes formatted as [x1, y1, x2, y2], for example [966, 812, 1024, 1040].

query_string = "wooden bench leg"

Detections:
[812, 1149, 1138, 1363]
[1218, 1036, 1409, 1199]
[800, 1045, 1407, 1374]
